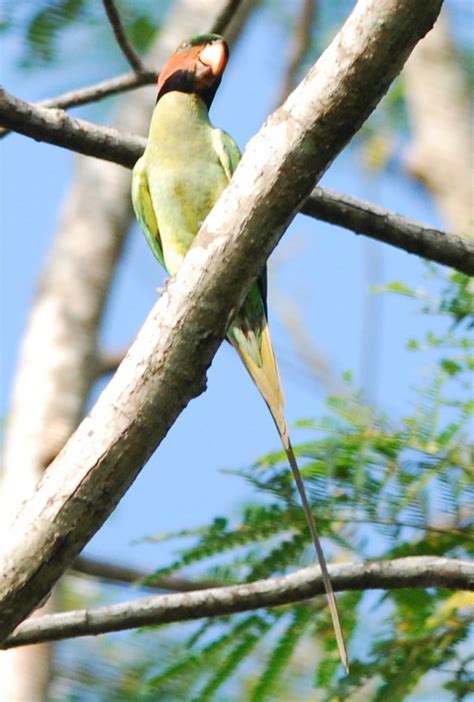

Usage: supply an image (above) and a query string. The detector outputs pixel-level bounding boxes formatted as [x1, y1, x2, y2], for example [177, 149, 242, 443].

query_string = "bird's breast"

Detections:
[146, 148, 227, 275]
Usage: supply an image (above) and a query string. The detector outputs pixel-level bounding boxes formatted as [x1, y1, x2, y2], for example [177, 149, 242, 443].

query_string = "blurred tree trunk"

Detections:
[0, 2, 256, 700]
[404, 9, 473, 238]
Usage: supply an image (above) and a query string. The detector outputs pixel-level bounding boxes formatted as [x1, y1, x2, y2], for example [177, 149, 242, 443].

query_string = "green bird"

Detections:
[132, 34, 348, 672]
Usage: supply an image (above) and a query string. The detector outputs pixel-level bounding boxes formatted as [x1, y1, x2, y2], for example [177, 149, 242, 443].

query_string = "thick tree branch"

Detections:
[0, 0, 443, 643]
[3, 88, 471, 274]
[0, 72, 154, 139]
[0, 88, 143, 168]
[302, 187, 474, 275]
[102, 0, 148, 74]
[3, 558, 472, 649]
[0, 73, 157, 140]
[2, 86, 469, 273]
[404, 10, 473, 236]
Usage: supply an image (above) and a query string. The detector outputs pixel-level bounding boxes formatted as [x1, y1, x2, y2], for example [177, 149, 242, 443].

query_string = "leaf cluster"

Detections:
[68, 269, 472, 701]
[1, 0, 161, 67]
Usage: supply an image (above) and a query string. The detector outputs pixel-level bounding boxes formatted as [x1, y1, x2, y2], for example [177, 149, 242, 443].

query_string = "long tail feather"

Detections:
[229, 321, 349, 673]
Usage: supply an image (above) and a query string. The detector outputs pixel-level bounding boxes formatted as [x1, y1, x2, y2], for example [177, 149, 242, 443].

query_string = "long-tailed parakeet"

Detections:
[132, 34, 348, 672]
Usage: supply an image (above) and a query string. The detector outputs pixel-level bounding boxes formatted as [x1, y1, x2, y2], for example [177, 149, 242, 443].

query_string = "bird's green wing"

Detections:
[212, 128, 241, 181]
[212, 129, 267, 365]
[214, 128, 267, 301]
[131, 155, 165, 269]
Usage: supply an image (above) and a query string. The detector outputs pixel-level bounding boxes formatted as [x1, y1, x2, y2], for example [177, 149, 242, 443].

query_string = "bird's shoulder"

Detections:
[211, 128, 241, 181]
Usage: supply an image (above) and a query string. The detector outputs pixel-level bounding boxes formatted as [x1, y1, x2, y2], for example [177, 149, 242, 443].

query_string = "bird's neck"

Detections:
[149, 92, 211, 144]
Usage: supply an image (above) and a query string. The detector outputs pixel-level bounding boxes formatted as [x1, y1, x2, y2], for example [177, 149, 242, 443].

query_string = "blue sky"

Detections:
[0, 0, 469, 578]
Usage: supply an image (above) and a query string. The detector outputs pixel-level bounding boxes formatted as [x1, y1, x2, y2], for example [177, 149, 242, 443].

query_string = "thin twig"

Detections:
[3, 557, 472, 648]
[102, 0, 148, 74]
[94, 350, 128, 378]
[210, 0, 244, 36]
[276, 0, 316, 105]
[72, 556, 219, 592]
[222, 0, 260, 45]
[0, 71, 157, 140]
[40, 72, 157, 109]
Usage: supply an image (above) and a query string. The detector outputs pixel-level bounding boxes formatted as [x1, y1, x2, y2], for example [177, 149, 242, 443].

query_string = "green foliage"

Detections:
[1, 0, 164, 67]
[2, 0, 88, 65]
[439, 272, 474, 328]
[58, 268, 473, 700]
[250, 606, 314, 702]
[25, 0, 85, 63]
[94, 268, 470, 702]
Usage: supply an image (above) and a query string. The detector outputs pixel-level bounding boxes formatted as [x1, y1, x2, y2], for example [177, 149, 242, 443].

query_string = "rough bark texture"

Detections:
[0, 2, 242, 700]
[3, 557, 472, 648]
[404, 9, 473, 237]
[0, 88, 145, 165]
[0, 0, 443, 644]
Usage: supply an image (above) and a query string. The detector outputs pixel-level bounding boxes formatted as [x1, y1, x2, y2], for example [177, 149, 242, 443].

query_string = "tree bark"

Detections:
[404, 9, 473, 237]
[0, 0, 443, 644]
[3, 557, 471, 648]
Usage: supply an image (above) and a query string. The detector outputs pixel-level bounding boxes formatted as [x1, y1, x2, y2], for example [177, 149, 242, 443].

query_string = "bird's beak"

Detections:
[198, 42, 228, 76]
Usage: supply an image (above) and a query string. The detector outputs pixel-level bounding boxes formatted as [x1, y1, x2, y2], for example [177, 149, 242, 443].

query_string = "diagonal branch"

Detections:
[302, 187, 474, 275]
[32, 72, 157, 111]
[102, 0, 148, 74]
[0, 0, 443, 643]
[3, 557, 472, 649]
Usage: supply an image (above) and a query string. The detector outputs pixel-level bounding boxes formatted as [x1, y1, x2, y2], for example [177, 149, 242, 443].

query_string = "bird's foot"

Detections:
[156, 277, 170, 296]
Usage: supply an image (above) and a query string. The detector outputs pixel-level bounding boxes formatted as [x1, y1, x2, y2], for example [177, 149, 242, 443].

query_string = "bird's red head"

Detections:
[156, 34, 229, 108]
